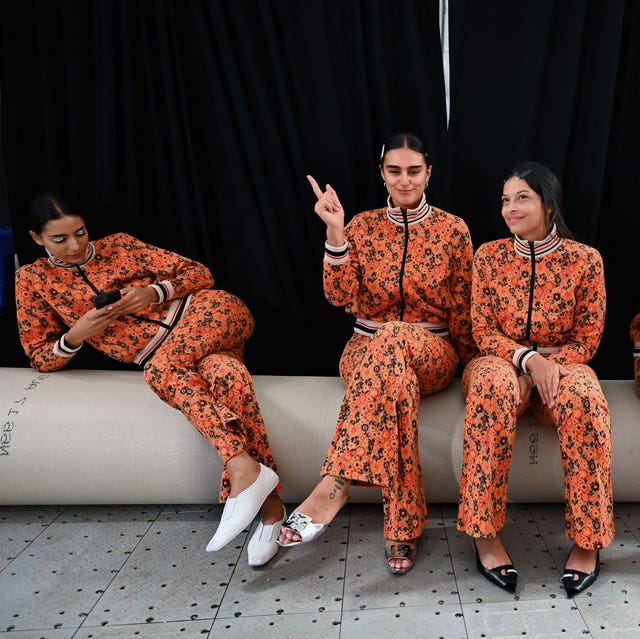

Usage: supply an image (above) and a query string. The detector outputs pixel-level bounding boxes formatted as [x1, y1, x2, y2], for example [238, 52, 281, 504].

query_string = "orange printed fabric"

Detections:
[15, 233, 213, 371]
[470, 238, 605, 365]
[320, 202, 475, 541]
[142, 288, 280, 501]
[324, 322, 459, 540]
[457, 236, 614, 549]
[631, 313, 640, 395]
[323, 205, 476, 365]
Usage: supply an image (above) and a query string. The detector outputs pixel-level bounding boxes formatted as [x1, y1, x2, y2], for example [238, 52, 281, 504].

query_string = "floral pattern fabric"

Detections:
[321, 205, 474, 541]
[15, 234, 279, 502]
[457, 238, 614, 549]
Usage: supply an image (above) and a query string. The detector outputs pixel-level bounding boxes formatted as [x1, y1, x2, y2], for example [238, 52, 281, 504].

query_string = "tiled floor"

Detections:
[1, 502, 639, 638]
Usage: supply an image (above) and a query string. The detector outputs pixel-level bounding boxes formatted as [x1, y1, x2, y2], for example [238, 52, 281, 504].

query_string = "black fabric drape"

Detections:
[447, 0, 639, 378]
[0, 0, 637, 379]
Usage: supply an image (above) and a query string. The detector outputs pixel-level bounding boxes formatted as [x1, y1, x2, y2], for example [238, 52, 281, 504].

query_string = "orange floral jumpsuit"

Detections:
[457, 230, 614, 550]
[15, 233, 279, 500]
[631, 313, 640, 396]
[321, 196, 476, 541]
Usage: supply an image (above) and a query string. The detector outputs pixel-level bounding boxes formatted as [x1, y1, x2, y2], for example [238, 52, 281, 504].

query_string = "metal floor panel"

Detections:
[1, 502, 639, 638]
[211, 610, 342, 638]
[81, 510, 233, 627]
[341, 604, 468, 639]
[72, 619, 214, 638]
[0, 506, 162, 632]
[342, 504, 460, 610]
[461, 597, 590, 638]
[217, 511, 350, 618]
[0, 507, 65, 572]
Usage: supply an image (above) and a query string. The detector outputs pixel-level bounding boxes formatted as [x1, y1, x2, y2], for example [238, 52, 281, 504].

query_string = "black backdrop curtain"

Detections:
[0, 0, 637, 379]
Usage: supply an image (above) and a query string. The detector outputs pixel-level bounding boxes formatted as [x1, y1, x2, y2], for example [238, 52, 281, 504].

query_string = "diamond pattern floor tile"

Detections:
[82, 510, 236, 627]
[341, 604, 468, 639]
[217, 509, 350, 618]
[576, 594, 640, 638]
[342, 504, 460, 610]
[1, 502, 639, 638]
[73, 619, 214, 638]
[0, 506, 161, 632]
[461, 597, 590, 638]
[0, 630, 75, 638]
[211, 611, 341, 638]
[0, 507, 65, 571]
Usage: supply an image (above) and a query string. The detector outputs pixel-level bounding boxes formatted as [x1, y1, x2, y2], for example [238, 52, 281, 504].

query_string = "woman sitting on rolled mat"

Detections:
[15, 194, 285, 566]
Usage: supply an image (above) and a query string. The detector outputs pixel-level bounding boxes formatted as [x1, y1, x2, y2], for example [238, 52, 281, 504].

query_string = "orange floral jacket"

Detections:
[471, 233, 606, 372]
[323, 201, 476, 365]
[15, 233, 213, 371]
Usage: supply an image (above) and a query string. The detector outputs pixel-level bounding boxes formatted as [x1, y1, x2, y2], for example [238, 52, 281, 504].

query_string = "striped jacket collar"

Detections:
[514, 224, 562, 258]
[48, 242, 97, 269]
[386, 195, 431, 226]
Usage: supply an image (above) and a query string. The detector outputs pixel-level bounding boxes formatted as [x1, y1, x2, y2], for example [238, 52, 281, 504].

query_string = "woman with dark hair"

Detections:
[15, 194, 286, 566]
[277, 133, 476, 574]
[631, 313, 640, 395]
[457, 161, 613, 597]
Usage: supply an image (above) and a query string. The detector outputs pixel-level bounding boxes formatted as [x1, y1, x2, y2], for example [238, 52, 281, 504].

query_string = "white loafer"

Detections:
[206, 463, 279, 552]
[276, 510, 328, 547]
[247, 506, 287, 566]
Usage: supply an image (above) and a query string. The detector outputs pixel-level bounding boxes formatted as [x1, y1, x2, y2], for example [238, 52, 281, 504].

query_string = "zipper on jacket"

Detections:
[525, 241, 538, 349]
[73, 264, 172, 330]
[398, 208, 410, 321]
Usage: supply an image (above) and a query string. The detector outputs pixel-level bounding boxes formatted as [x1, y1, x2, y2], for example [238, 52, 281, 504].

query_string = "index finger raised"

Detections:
[306, 175, 324, 200]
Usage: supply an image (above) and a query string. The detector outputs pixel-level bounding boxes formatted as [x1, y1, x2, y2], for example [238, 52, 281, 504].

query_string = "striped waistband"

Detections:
[135, 295, 191, 366]
[354, 318, 449, 337]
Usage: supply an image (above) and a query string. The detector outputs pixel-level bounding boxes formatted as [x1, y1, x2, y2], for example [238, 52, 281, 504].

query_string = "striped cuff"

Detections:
[149, 280, 175, 304]
[53, 334, 83, 358]
[634, 341, 640, 358]
[513, 347, 537, 373]
[324, 240, 348, 265]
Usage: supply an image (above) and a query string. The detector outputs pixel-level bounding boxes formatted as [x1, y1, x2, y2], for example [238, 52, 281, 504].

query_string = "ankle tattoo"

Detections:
[329, 477, 345, 501]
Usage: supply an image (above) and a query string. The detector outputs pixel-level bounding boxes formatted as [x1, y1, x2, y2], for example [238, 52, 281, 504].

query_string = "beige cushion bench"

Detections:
[0, 368, 637, 505]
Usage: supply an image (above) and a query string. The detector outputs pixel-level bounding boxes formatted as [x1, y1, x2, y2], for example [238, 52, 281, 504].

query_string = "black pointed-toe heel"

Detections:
[474, 540, 518, 593]
[562, 548, 600, 598]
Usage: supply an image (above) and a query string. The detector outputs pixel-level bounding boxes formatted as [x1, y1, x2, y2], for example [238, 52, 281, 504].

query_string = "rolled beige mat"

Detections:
[0, 368, 636, 505]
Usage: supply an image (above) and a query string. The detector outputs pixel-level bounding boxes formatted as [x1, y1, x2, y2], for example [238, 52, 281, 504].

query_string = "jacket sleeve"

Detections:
[547, 247, 606, 367]
[322, 219, 361, 307]
[447, 219, 477, 366]
[118, 234, 214, 302]
[15, 267, 78, 372]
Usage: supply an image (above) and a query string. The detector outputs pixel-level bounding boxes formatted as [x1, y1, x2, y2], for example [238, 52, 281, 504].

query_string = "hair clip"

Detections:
[515, 169, 533, 180]
[379, 144, 385, 161]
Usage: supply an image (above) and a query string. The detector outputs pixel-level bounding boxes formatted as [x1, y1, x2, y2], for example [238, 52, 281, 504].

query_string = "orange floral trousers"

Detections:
[457, 355, 614, 550]
[143, 288, 279, 502]
[322, 321, 459, 541]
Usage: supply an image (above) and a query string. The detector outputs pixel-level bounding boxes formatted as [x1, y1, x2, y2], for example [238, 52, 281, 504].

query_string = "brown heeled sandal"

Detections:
[385, 539, 418, 575]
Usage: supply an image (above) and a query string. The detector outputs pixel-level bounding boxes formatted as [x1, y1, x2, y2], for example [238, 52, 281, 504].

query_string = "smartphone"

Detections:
[94, 289, 121, 309]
